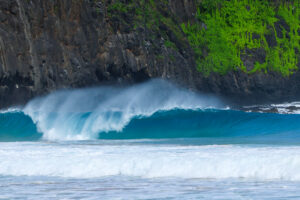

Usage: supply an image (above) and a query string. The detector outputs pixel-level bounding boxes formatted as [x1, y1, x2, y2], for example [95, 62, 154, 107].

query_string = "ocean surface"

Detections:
[1, 80, 300, 199]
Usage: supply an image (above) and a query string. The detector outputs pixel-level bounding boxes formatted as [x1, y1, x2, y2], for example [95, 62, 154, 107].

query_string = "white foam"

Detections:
[243, 102, 300, 114]
[23, 79, 223, 140]
[0, 107, 22, 114]
[1, 143, 300, 180]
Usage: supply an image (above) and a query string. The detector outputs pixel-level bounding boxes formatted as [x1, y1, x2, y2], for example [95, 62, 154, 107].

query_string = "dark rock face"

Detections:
[0, 0, 198, 108]
[0, 0, 299, 108]
[196, 71, 300, 105]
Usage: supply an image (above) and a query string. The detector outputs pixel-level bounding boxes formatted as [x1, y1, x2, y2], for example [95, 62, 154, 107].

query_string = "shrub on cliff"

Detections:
[182, 0, 299, 76]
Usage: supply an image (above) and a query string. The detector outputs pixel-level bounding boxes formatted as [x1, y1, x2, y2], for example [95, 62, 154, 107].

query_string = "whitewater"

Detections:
[1, 79, 300, 199]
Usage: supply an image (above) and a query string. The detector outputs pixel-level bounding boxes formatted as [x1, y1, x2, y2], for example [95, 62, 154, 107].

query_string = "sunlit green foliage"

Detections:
[268, 3, 300, 76]
[182, 0, 300, 76]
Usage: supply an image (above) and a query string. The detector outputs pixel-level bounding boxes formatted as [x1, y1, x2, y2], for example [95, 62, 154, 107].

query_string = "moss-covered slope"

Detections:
[182, 0, 300, 76]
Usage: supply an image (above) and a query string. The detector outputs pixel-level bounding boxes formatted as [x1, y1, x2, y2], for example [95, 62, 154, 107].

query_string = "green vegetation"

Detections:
[182, 0, 300, 76]
[106, 0, 299, 76]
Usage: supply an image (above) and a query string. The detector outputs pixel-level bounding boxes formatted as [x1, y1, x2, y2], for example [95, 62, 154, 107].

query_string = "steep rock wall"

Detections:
[0, 0, 200, 108]
[0, 0, 299, 108]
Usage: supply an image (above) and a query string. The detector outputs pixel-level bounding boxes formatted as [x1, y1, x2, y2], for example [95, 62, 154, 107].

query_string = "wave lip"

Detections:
[22, 79, 223, 140]
[2, 79, 300, 141]
[3, 108, 300, 141]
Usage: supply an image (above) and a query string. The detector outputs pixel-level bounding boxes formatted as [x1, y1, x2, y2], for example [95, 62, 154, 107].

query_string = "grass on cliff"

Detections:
[182, 0, 300, 76]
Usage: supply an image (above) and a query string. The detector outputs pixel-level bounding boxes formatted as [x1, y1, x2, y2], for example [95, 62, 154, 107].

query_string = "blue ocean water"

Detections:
[1, 80, 300, 199]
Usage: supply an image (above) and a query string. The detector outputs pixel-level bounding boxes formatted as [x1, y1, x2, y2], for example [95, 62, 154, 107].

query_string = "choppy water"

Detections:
[1, 80, 300, 199]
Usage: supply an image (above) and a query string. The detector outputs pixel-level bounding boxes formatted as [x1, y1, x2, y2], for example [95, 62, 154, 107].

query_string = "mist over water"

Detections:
[1, 79, 300, 141]
[22, 79, 223, 140]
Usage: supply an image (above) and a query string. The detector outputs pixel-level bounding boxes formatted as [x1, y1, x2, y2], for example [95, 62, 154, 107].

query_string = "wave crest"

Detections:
[2, 80, 300, 142]
[23, 79, 223, 140]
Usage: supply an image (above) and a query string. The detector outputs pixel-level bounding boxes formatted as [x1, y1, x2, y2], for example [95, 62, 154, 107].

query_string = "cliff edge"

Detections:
[0, 0, 299, 108]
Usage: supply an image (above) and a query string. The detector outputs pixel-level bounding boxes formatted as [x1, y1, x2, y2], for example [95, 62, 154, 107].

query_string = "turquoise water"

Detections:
[2, 109, 300, 144]
[1, 80, 300, 199]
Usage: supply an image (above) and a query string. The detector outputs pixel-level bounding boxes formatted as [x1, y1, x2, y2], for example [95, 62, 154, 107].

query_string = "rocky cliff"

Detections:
[0, 0, 299, 108]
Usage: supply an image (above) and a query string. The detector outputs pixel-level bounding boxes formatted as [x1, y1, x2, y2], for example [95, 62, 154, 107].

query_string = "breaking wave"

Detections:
[1, 79, 300, 141]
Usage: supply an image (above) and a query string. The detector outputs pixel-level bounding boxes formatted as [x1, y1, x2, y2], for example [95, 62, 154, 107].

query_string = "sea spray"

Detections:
[23, 79, 223, 140]
[1, 80, 300, 141]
